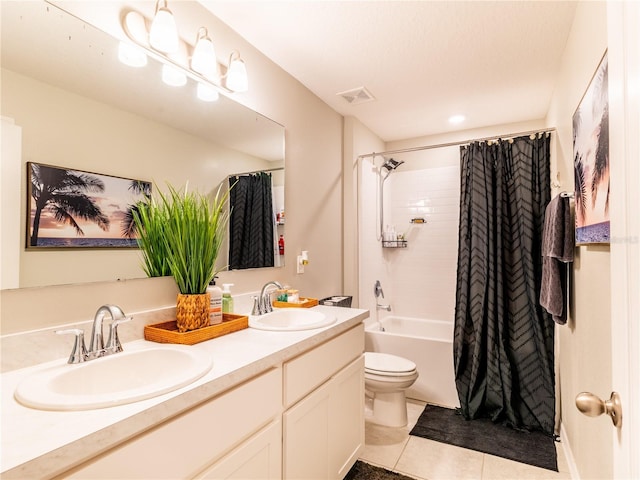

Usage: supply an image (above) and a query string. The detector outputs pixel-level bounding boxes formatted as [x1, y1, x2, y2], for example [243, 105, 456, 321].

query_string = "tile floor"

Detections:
[359, 400, 573, 480]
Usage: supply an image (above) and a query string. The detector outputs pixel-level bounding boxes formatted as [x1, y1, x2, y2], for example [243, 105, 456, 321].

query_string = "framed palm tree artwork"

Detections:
[572, 51, 610, 245]
[27, 162, 151, 249]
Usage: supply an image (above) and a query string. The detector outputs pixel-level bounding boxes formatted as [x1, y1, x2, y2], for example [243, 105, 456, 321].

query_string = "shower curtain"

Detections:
[228, 172, 275, 269]
[453, 134, 555, 434]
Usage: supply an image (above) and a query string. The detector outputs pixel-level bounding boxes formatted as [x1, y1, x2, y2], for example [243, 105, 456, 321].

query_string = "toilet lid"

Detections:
[364, 352, 417, 374]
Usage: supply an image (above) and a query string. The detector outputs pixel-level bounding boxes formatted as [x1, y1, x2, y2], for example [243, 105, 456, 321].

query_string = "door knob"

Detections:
[575, 391, 622, 427]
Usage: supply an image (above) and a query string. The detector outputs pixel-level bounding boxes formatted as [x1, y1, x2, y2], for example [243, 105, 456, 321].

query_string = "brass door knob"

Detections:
[575, 391, 622, 427]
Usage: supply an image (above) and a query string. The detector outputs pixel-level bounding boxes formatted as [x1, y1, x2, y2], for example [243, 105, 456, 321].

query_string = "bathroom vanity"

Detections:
[0, 306, 367, 479]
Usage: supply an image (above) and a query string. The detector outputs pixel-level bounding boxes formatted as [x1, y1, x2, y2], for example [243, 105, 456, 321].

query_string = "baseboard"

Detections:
[560, 423, 580, 479]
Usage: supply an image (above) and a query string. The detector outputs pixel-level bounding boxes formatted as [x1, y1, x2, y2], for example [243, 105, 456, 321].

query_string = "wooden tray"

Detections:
[144, 313, 248, 345]
[272, 297, 319, 309]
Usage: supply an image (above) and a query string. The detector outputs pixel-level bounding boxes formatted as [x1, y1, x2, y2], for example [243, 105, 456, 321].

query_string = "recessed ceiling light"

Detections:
[449, 114, 465, 124]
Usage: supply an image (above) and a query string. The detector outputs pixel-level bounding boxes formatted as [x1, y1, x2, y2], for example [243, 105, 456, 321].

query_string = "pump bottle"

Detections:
[222, 283, 235, 313]
[207, 278, 223, 324]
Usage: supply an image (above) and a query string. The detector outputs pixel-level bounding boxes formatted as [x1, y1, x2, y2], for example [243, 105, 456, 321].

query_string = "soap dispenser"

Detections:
[222, 283, 234, 314]
[207, 278, 223, 325]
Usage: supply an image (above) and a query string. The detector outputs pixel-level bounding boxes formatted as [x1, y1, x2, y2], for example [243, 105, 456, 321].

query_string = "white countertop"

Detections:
[1, 305, 368, 479]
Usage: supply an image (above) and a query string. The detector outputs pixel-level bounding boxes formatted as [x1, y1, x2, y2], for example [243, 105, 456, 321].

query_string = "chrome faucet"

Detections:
[57, 304, 131, 363]
[252, 281, 283, 315]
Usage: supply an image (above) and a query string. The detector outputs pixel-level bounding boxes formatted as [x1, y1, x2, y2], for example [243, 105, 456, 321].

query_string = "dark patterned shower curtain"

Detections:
[453, 134, 555, 434]
[228, 172, 275, 269]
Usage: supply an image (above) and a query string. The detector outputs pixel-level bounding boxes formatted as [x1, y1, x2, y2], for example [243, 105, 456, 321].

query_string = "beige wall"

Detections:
[1, 2, 343, 335]
[546, 2, 612, 479]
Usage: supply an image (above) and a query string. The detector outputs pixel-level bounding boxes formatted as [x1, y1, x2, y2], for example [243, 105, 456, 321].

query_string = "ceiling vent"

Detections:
[337, 86, 376, 105]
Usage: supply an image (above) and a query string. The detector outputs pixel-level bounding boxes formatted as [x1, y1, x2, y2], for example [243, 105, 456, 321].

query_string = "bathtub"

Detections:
[365, 316, 459, 408]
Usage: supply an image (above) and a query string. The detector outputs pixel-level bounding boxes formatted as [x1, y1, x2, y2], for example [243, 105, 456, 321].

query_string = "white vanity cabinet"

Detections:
[283, 324, 365, 479]
[58, 368, 282, 480]
[49, 321, 365, 480]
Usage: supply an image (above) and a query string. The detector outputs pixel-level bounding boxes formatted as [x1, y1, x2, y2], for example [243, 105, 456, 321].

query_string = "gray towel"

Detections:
[540, 195, 574, 324]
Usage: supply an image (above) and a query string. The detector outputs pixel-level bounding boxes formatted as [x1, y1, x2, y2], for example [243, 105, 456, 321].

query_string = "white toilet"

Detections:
[364, 352, 419, 427]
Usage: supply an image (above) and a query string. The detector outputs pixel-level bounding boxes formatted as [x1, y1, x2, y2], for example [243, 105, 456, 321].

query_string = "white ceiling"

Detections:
[200, 1, 577, 142]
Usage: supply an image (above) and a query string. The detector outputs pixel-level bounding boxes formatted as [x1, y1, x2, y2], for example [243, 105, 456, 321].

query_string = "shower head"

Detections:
[381, 158, 405, 171]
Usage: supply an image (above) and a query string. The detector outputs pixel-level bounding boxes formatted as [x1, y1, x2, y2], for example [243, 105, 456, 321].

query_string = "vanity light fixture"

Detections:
[191, 27, 219, 82]
[225, 51, 249, 93]
[120, 7, 249, 96]
[149, 0, 179, 53]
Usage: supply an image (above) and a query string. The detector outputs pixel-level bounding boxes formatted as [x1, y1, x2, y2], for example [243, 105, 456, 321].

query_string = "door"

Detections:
[586, 3, 640, 478]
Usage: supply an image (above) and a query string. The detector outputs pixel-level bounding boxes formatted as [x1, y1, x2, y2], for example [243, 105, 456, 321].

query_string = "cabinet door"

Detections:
[329, 356, 364, 479]
[283, 380, 331, 479]
[284, 355, 364, 480]
[195, 420, 282, 480]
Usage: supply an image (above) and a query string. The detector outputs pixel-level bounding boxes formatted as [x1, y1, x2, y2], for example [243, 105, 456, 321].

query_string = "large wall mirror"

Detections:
[0, 1, 285, 289]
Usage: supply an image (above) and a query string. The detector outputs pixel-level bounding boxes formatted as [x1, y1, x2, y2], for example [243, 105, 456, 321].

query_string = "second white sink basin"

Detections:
[14, 344, 212, 411]
[249, 308, 336, 331]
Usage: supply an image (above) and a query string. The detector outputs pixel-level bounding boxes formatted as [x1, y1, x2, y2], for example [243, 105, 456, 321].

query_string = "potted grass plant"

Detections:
[133, 183, 230, 332]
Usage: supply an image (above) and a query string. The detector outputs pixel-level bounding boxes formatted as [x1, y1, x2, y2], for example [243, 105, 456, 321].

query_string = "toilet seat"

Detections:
[364, 352, 417, 377]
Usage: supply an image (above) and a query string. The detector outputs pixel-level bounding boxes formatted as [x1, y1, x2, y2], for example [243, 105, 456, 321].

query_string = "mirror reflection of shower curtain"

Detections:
[228, 172, 275, 269]
[453, 133, 555, 435]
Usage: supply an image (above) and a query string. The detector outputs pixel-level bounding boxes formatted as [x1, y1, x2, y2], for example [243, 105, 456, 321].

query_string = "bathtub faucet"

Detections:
[376, 303, 391, 311]
[374, 280, 384, 299]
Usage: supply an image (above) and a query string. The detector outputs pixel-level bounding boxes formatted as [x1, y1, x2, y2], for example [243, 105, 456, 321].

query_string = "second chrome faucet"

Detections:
[252, 281, 283, 315]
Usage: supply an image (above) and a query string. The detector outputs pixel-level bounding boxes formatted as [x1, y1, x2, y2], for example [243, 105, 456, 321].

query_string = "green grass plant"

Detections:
[133, 183, 230, 294]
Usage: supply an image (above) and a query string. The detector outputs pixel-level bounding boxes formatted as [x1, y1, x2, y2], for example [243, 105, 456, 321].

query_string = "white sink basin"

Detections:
[14, 345, 213, 411]
[249, 308, 336, 331]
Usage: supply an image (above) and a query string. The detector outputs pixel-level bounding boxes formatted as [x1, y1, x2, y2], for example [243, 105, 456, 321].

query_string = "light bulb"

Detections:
[191, 27, 219, 82]
[149, 2, 178, 53]
[226, 53, 248, 92]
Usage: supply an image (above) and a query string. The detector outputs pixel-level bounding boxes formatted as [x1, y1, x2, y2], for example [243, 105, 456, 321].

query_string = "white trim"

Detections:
[561, 423, 580, 480]
[0, 116, 22, 290]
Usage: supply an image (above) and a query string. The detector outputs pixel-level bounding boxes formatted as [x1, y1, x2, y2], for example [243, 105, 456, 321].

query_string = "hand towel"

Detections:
[540, 195, 574, 324]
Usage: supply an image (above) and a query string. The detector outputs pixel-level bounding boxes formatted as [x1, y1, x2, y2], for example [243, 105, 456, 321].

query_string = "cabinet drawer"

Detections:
[284, 324, 363, 407]
[62, 367, 282, 479]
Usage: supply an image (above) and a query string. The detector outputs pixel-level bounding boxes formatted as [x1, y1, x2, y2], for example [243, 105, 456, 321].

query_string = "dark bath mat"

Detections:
[409, 404, 558, 472]
[345, 461, 416, 480]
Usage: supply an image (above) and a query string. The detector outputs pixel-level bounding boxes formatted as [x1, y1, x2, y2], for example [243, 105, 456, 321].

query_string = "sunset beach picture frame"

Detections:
[573, 51, 610, 245]
[27, 162, 151, 249]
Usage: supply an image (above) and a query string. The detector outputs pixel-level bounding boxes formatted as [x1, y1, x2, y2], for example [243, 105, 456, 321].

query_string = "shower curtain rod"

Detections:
[229, 166, 284, 177]
[358, 127, 556, 160]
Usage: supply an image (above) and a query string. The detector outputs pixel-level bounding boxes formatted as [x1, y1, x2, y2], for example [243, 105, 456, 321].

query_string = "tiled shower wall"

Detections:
[358, 146, 460, 325]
